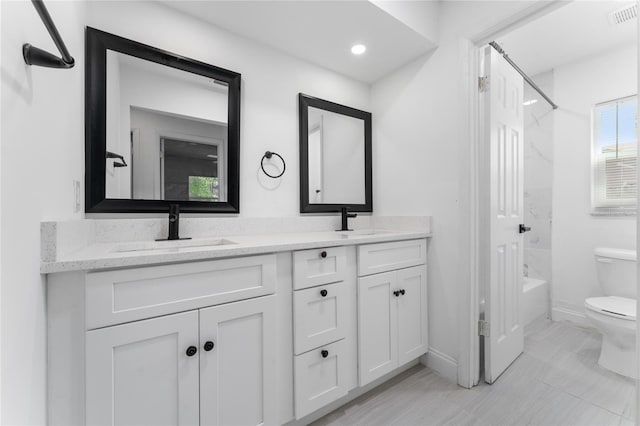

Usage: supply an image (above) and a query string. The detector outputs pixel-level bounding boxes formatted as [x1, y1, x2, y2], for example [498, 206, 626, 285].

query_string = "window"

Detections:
[592, 96, 637, 213]
[188, 176, 219, 202]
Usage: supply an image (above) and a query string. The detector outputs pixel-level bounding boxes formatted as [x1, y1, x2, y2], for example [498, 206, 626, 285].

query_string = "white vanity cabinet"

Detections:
[48, 254, 280, 426]
[45, 232, 430, 426]
[86, 296, 275, 426]
[292, 246, 356, 420]
[357, 240, 428, 386]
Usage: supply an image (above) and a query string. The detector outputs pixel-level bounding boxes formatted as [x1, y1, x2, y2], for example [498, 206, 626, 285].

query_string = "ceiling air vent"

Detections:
[609, 3, 637, 25]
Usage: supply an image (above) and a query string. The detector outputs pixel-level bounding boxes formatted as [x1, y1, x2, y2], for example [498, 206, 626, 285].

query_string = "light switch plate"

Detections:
[73, 180, 81, 213]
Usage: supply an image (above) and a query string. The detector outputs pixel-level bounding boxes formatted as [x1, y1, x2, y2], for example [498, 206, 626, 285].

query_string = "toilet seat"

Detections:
[585, 296, 636, 321]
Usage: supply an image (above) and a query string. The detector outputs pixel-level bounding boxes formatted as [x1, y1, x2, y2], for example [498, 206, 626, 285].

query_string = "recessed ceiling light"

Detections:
[351, 44, 366, 55]
[523, 99, 538, 106]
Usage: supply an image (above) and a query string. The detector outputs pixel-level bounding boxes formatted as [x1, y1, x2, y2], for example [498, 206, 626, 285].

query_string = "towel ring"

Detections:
[261, 151, 286, 179]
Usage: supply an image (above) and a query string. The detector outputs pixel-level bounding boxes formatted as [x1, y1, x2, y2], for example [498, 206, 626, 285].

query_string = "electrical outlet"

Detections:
[73, 180, 81, 213]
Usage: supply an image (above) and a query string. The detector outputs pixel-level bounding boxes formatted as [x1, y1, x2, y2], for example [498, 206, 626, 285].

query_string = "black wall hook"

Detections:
[106, 151, 127, 168]
[261, 151, 286, 179]
[23, 0, 75, 69]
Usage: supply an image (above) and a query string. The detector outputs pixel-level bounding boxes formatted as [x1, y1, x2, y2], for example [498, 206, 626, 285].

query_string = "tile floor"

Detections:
[312, 319, 636, 426]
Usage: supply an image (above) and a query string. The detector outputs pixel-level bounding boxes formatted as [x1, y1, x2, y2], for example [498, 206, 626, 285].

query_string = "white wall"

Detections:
[1, 1, 86, 424]
[87, 1, 370, 217]
[370, 1, 440, 47]
[551, 43, 637, 321]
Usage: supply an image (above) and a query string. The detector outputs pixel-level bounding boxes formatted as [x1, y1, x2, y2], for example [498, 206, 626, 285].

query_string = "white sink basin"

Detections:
[111, 238, 237, 254]
[339, 229, 391, 238]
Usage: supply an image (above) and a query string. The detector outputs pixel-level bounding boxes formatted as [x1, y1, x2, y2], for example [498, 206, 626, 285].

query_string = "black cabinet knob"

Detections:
[393, 290, 400, 297]
[186, 346, 197, 357]
[204, 341, 215, 352]
[320, 289, 328, 297]
[321, 350, 329, 358]
[320, 251, 327, 258]
[400, 289, 406, 295]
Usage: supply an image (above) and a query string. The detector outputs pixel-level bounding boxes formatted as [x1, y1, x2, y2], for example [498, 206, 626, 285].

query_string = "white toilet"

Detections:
[584, 248, 637, 379]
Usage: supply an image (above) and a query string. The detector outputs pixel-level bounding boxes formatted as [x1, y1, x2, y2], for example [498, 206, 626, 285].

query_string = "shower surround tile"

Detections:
[524, 71, 554, 283]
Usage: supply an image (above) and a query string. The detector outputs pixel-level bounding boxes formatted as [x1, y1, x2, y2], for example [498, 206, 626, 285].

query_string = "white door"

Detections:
[199, 295, 276, 426]
[85, 311, 200, 426]
[397, 266, 428, 366]
[482, 45, 525, 384]
[358, 271, 398, 386]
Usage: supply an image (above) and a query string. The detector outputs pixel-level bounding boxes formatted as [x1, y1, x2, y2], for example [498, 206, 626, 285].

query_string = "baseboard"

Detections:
[551, 306, 591, 328]
[422, 347, 458, 383]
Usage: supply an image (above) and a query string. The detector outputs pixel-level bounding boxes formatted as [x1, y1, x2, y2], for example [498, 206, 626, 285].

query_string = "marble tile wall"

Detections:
[523, 71, 554, 282]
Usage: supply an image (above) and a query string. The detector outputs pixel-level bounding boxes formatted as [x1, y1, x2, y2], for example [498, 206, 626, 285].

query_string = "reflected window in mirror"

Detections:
[299, 94, 372, 213]
[86, 27, 240, 213]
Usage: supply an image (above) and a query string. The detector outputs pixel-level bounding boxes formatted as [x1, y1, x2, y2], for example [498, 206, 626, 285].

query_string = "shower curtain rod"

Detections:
[489, 41, 557, 110]
[22, 0, 75, 69]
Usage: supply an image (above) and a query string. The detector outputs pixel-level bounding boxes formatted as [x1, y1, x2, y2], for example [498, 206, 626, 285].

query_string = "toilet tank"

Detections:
[595, 248, 637, 298]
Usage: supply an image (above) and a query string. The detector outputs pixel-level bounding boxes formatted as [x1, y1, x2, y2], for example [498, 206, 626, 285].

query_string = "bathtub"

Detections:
[523, 277, 548, 326]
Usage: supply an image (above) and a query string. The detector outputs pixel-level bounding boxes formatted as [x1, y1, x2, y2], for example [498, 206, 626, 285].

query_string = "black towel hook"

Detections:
[261, 151, 286, 179]
[23, 0, 75, 69]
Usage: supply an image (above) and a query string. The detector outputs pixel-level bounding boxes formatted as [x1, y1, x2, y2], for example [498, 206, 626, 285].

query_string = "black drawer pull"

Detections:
[320, 289, 328, 297]
[186, 346, 197, 357]
[400, 289, 406, 295]
[321, 350, 329, 358]
[393, 290, 400, 297]
[320, 251, 327, 258]
[204, 341, 215, 352]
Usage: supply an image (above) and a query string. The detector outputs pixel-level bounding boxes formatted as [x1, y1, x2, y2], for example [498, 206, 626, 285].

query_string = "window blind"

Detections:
[592, 96, 637, 212]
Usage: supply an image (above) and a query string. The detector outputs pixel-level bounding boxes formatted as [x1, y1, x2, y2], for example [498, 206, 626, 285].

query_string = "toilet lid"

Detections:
[585, 296, 636, 320]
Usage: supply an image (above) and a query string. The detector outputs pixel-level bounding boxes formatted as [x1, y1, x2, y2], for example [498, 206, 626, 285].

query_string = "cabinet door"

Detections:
[397, 266, 428, 365]
[86, 311, 199, 426]
[199, 295, 276, 426]
[358, 271, 398, 386]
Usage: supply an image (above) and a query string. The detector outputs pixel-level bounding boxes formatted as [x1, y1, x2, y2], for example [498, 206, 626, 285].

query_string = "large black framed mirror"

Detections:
[85, 27, 241, 213]
[299, 94, 372, 213]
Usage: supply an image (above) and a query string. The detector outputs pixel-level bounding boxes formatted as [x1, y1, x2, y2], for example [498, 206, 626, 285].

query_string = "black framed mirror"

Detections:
[299, 94, 372, 213]
[85, 27, 241, 213]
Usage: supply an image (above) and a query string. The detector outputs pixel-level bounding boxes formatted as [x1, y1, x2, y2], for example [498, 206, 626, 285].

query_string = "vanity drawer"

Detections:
[293, 246, 346, 290]
[293, 282, 346, 355]
[358, 239, 427, 276]
[294, 339, 347, 419]
[85, 254, 276, 329]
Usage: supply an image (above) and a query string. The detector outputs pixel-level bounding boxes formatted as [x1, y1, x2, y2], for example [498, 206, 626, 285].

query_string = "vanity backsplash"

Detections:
[41, 216, 431, 264]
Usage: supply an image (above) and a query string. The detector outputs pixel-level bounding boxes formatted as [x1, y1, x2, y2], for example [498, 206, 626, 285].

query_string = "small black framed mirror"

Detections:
[299, 94, 372, 213]
[85, 27, 241, 213]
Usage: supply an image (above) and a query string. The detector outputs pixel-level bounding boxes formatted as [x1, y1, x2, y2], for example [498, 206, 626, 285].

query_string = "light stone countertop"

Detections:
[41, 229, 432, 274]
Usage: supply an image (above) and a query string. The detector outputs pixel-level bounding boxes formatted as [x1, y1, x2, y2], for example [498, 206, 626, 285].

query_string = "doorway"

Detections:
[470, 3, 638, 416]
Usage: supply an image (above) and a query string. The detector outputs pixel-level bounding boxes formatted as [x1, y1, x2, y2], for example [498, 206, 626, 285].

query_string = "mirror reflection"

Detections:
[299, 94, 372, 213]
[307, 106, 365, 205]
[105, 50, 229, 202]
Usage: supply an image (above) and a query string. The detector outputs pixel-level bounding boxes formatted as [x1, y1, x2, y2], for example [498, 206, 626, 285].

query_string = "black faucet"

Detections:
[337, 207, 357, 231]
[156, 204, 191, 241]
[168, 204, 181, 240]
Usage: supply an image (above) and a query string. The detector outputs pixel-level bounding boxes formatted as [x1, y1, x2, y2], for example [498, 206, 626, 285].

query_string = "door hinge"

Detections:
[478, 320, 490, 337]
[478, 76, 489, 93]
